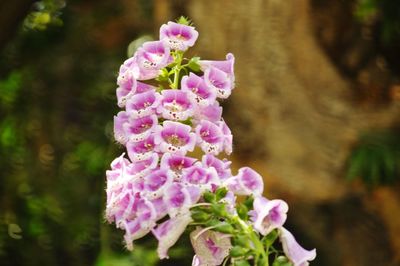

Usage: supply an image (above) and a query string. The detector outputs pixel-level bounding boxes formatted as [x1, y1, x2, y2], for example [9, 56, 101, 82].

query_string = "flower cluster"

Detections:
[106, 17, 316, 266]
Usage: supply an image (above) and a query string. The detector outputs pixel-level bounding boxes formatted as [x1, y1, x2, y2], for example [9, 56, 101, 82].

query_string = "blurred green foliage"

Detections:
[346, 128, 400, 187]
[24, 0, 65, 30]
[355, 0, 400, 43]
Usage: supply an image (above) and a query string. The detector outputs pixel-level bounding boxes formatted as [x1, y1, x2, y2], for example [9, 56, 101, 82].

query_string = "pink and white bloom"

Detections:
[126, 135, 156, 162]
[163, 182, 193, 217]
[143, 169, 173, 199]
[125, 90, 160, 119]
[182, 163, 219, 191]
[160, 21, 199, 51]
[113, 111, 130, 144]
[123, 115, 158, 142]
[217, 120, 233, 155]
[201, 154, 232, 181]
[133, 41, 172, 80]
[195, 120, 224, 155]
[157, 89, 193, 121]
[190, 227, 231, 266]
[181, 73, 216, 106]
[154, 121, 196, 154]
[116, 79, 156, 108]
[249, 196, 289, 236]
[199, 53, 235, 82]
[152, 213, 192, 259]
[279, 227, 316, 266]
[204, 66, 233, 99]
[193, 102, 223, 123]
[124, 153, 159, 180]
[160, 153, 197, 180]
[224, 167, 264, 196]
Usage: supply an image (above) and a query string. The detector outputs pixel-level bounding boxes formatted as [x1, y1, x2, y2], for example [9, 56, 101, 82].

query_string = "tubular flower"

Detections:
[154, 121, 196, 154]
[157, 89, 193, 121]
[160, 21, 199, 51]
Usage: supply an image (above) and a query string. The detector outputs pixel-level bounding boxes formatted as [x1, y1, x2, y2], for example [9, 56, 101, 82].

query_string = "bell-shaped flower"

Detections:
[190, 227, 231, 266]
[150, 196, 168, 220]
[143, 168, 174, 199]
[193, 102, 223, 123]
[154, 121, 196, 154]
[116, 70, 137, 108]
[126, 90, 160, 119]
[157, 89, 193, 121]
[199, 53, 235, 82]
[152, 213, 192, 259]
[249, 196, 288, 236]
[114, 111, 130, 145]
[125, 153, 159, 180]
[163, 182, 192, 217]
[160, 21, 199, 51]
[181, 73, 216, 106]
[117, 78, 156, 108]
[217, 120, 233, 155]
[134, 41, 172, 80]
[204, 66, 233, 99]
[126, 135, 156, 162]
[160, 153, 197, 180]
[195, 120, 224, 155]
[279, 227, 316, 266]
[182, 162, 219, 191]
[201, 154, 232, 181]
[121, 197, 157, 250]
[123, 115, 158, 142]
[224, 167, 264, 196]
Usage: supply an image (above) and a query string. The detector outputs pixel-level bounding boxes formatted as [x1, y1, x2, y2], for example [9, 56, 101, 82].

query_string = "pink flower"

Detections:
[160, 21, 199, 51]
[204, 66, 233, 99]
[224, 167, 264, 196]
[113, 111, 130, 145]
[143, 168, 173, 199]
[162, 182, 193, 217]
[279, 227, 316, 266]
[125, 90, 160, 119]
[126, 135, 156, 162]
[249, 196, 288, 235]
[160, 153, 197, 180]
[181, 73, 216, 106]
[190, 227, 231, 266]
[199, 53, 235, 81]
[157, 89, 194, 121]
[152, 213, 193, 259]
[201, 154, 232, 181]
[195, 120, 224, 155]
[182, 163, 219, 191]
[154, 121, 196, 154]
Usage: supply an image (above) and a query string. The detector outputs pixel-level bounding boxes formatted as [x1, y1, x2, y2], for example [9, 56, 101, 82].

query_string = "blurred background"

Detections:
[0, 0, 399, 265]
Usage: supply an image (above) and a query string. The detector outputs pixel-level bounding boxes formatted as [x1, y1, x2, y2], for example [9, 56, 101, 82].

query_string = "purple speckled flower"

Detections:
[152, 213, 192, 259]
[200, 53, 235, 80]
[143, 168, 173, 199]
[204, 66, 233, 99]
[123, 115, 158, 142]
[190, 227, 231, 266]
[126, 135, 156, 162]
[121, 196, 157, 250]
[125, 90, 160, 119]
[201, 154, 232, 181]
[182, 163, 219, 191]
[279, 227, 316, 266]
[157, 89, 193, 121]
[224, 167, 264, 196]
[160, 153, 197, 180]
[114, 111, 130, 145]
[193, 102, 223, 123]
[163, 182, 192, 217]
[217, 120, 233, 155]
[134, 41, 172, 80]
[154, 121, 196, 154]
[160, 22, 199, 51]
[124, 153, 159, 180]
[116, 79, 156, 108]
[249, 196, 288, 236]
[181, 73, 216, 106]
[195, 120, 224, 155]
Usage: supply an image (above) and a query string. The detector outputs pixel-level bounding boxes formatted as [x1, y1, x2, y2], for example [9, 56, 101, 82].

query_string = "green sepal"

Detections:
[203, 191, 216, 203]
[264, 229, 279, 246]
[234, 260, 251, 266]
[215, 187, 228, 201]
[191, 210, 211, 222]
[272, 256, 292, 266]
[213, 222, 235, 234]
[187, 57, 201, 72]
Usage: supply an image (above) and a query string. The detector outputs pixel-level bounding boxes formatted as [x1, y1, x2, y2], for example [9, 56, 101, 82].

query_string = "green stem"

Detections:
[172, 51, 183, 89]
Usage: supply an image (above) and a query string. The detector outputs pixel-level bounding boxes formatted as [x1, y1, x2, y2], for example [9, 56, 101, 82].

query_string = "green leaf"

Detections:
[272, 256, 293, 266]
[230, 246, 249, 257]
[234, 259, 251, 266]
